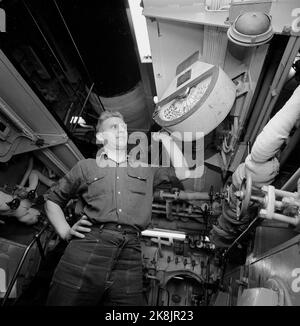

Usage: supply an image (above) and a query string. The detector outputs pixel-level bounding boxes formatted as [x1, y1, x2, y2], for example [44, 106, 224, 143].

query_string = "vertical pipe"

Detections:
[250, 36, 300, 145]
[279, 125, 300, 166]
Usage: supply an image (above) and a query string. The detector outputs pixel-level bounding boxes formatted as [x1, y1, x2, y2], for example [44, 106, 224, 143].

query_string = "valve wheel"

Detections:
[236, 170, 252, 219]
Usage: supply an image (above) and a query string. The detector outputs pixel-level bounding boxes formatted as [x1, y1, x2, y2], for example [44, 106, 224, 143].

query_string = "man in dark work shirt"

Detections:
[44, 110, 190, 306]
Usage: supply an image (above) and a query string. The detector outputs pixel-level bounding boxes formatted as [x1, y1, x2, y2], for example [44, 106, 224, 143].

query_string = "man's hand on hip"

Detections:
[64, 215, 93, 242]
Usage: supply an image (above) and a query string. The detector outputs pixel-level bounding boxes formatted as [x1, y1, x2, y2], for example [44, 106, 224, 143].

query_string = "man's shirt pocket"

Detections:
[86, 174, 106, 199]
[127, 167, 149, 196]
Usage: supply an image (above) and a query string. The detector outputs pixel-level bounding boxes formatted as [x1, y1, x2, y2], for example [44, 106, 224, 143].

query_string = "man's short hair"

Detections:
[96, 110, 125, 133]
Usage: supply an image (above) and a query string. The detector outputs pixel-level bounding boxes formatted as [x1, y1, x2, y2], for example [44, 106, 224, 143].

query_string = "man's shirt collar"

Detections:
[97, 147, 129, 165]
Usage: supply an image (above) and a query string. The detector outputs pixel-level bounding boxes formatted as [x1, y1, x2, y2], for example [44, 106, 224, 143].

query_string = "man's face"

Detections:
[97, 117, 128, 150]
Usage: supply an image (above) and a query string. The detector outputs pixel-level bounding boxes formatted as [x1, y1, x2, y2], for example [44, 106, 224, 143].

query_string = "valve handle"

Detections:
[6, 198, 21, 210]
[236, 170, 252, 219]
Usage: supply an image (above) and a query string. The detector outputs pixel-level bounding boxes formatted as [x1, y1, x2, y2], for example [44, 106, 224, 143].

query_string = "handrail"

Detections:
[1, 222, 50, 306]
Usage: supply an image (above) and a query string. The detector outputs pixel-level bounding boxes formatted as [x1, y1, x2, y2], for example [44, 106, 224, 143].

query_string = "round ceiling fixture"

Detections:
[227, 12, 274, 47]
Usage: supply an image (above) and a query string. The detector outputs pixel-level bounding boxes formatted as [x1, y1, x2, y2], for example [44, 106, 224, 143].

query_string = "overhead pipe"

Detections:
[19, 157, 55, 190]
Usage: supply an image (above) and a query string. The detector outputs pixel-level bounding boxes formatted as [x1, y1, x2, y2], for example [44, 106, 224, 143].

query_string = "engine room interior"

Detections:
[0, 0, 300, 307]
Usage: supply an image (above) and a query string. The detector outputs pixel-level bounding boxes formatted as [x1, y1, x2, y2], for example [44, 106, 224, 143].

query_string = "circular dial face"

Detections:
[160, 76, 212, 121]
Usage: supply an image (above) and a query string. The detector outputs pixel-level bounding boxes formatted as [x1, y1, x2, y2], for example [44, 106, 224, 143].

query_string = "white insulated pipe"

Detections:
[233, 85, 300, 189]
[251, 85, 300, 163]
[27, 169, 55, 190]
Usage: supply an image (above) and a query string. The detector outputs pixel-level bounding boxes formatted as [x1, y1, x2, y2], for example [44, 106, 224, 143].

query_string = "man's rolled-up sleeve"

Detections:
[44, 162, 84, 208]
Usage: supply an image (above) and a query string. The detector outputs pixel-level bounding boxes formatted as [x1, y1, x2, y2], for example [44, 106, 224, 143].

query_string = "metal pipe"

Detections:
[281, 167, 300, 191]
[63, 102, 74, 125]
[244, 44, 283, 143]
[260, 209, 300, 226]
[1, 223, 49, 306]
[248, 194, 285, 210]
[0, 97, 37, 142]
[224, 217, 259, 257]
[232, 83, 300, 189]
[178, 191, 210, 201]
[250, 195, 265, 204]
[38, 148, 69, 176]
[205, 258, 210, 306]
[151, 217, 206, 232]
[280, 125, 300, 166]
[152, 203, 204, 214]
[19, 157, 34, 187]
[250, 36, 300, 144]
[28, 170, 55, 189]
[274, 189, 298, 199]
[251, 84, 300, 163]
[154, 190, 210, 201]
[152, 209, 204, 220]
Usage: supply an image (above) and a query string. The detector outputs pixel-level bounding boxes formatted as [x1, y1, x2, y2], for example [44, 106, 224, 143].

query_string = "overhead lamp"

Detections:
[128, 0, 152, 63]
[227, 12, 274, 47]
[70, 116, 87, 127]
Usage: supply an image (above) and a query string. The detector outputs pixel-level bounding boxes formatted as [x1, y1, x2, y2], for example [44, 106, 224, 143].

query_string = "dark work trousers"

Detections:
[46, 225, 145, 306]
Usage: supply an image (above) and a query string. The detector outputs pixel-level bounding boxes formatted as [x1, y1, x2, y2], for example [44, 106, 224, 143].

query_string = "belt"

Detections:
[98, 222, 140, 235]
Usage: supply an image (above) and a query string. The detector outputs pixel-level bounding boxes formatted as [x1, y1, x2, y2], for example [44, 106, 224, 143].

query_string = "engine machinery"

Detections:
[0, 0, 300, 306]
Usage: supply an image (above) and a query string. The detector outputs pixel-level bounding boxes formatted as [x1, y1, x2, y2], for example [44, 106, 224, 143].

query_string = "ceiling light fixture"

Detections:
[70, 116, 86, 126]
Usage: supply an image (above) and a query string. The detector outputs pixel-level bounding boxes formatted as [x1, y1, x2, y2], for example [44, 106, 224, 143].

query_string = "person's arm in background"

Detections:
[44, 161, 92, 241]
[152, 131, 191, 180]
[45, 201, 92, 241]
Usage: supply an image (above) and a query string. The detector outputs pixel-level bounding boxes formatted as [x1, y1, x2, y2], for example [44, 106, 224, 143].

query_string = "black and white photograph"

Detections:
[0, 0, 300, 310]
